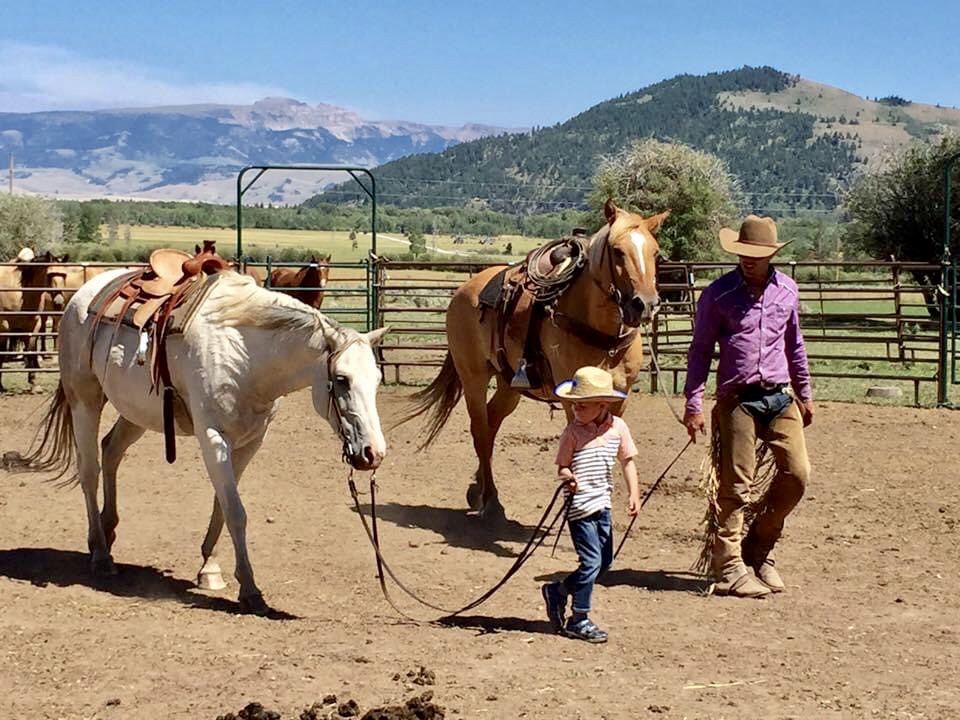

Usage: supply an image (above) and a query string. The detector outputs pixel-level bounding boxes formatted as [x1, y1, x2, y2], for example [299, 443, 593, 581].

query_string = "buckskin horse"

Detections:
[14, 250, 389, 614]
[0, 248, 67, 392]
[269, 255, 330, 308]
[399, 200, 666, 522]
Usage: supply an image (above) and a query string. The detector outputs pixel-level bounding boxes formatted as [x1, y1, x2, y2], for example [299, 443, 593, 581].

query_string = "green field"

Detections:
[114, 225, 549, 264]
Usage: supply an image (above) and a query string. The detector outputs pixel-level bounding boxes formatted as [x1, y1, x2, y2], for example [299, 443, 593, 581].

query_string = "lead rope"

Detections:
[349, 469, 572, 622]
[609, 335, 692, 558]
[613, 438, 693, 559]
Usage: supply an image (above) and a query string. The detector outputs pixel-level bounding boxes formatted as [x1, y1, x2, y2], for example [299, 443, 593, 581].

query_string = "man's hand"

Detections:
[683, 411, 707, 442]
[800, 399, 815, 427]
[627, 493, 641, 517]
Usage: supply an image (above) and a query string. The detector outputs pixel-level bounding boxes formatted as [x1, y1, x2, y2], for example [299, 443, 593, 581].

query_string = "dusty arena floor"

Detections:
[1, 386, 958, 719]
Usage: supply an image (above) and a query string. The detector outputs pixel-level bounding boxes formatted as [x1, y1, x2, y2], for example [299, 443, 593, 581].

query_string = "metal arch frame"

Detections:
[235, 165, 377, 259]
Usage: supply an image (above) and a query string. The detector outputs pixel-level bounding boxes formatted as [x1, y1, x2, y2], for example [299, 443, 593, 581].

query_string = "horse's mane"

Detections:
[204, 271, 338, 335]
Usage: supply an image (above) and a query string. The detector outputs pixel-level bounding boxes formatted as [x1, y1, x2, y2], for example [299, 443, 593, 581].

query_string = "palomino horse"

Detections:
[17, 269, 389, 613]
[401, 200, 666, 522]
[270, 255, 330, 308]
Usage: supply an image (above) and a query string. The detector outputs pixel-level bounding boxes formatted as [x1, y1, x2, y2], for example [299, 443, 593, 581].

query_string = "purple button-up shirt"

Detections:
[684, 268, 812, 415]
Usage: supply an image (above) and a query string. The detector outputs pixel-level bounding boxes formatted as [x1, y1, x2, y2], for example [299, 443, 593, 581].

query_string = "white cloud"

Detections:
[0, 42, 291, 112]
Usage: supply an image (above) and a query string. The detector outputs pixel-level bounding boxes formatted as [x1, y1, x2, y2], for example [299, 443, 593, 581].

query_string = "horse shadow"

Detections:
[353, 502, 549, 559]
[0, 547, 298, 620]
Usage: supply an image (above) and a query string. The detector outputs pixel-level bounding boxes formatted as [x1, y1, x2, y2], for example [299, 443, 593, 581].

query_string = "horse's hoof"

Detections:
[239, 593, 271, 616]
[478, 501, 507, 525]
[197, 571, 227, 591]
[466, 483, 483, 510]
[90, 554, 118, 577]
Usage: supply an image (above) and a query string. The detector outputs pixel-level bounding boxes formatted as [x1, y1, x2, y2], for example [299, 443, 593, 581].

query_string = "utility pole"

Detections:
[8, 154, 12, 194]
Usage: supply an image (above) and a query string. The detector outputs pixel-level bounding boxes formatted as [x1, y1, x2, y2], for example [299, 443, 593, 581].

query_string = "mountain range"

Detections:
[3, 67, 960, 212]
[0, 97, 518, 205]
[319, 67, 960, 214]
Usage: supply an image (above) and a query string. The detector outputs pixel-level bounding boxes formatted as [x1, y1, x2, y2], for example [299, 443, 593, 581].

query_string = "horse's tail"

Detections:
[392, 352, 462, 449]
[7, 380, 78, 486]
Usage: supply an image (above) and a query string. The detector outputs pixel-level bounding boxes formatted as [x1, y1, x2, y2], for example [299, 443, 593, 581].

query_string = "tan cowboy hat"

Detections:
[719, 215, 791, 258]
[554, 366, 627, 402]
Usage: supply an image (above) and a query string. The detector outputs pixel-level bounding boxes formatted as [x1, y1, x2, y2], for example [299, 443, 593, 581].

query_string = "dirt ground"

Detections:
[1, 386, 959, 719]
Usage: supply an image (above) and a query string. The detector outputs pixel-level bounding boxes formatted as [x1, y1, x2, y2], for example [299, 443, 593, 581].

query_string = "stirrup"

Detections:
[510, 359, 532, 389]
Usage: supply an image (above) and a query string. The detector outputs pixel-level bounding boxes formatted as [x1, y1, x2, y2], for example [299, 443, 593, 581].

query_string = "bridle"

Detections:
[324, 336, 364, 463]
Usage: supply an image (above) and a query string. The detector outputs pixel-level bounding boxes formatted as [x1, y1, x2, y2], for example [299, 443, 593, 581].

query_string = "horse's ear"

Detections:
[365, 326, 390, 347]
[603, 198, 620, 225]
[58, 253, 69, 262]
[645, 209, 671, 234]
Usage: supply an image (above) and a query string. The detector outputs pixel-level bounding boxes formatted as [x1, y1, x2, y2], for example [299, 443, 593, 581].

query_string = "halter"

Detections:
[590, 228, 628, 307]
[324, 335, 364, 463]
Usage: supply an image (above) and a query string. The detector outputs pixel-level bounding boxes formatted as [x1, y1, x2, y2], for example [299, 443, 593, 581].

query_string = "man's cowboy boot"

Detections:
[742, 527, 785, 592]
[753, 556, 785, 592]
[712, 566, 771, 599]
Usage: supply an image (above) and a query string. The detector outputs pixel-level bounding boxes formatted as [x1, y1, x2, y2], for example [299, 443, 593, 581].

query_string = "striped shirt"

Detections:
[556, 413, 638, 521]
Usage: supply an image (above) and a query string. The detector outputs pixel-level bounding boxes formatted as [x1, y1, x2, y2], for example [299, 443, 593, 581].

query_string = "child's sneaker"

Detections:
[541, 582, 566, 632]
[564, 617, 608, 643]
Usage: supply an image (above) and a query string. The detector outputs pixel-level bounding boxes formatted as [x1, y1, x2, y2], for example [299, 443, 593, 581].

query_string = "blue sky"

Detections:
[2, 1, 958, 127]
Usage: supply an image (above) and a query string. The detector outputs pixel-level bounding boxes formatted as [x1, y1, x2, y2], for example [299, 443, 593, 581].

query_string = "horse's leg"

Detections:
[195, 425, 267, 614]
[68, 389, 110, 575]
[477, 380, 521, 518]
[196, 434, 264, 592]
[24, 323, 39, 390]
[100, 416, 146, 552]
[460, 371, 494, 513]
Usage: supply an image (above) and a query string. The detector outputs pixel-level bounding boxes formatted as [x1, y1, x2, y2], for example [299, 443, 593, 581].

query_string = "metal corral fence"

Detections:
[3, 257, 958, 406]
[369, 259, 959, 407]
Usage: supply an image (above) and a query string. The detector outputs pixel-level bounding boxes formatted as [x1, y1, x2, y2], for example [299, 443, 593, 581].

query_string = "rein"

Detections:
[348, 470, 571, 622]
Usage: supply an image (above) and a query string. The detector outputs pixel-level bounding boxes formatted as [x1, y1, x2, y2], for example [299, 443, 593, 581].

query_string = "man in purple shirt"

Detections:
[683, 215, 815, 599]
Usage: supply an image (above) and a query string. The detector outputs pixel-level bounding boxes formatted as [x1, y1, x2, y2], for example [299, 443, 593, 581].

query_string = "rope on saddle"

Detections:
[522, 237, 587, 304]
[693, 406, 778, 576]
[349, 471, 571, 623]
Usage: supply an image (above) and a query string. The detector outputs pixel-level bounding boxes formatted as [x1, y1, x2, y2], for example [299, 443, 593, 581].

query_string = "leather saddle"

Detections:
[88, 241, 232, 463]
[478, 236, 586, 393]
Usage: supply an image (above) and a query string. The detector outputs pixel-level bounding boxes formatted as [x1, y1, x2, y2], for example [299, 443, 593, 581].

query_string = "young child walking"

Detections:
[541, 366, 640, 643]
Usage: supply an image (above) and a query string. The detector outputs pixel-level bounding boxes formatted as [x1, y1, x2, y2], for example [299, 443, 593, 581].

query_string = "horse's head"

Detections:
[45, 254, 70, 310]
[588, 199, 668, 327]
[305, 255, 330, 289]
[313, 325, 390, 471]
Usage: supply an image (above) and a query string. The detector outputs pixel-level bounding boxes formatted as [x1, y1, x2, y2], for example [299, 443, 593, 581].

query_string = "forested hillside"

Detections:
[314, 67, 862, 213]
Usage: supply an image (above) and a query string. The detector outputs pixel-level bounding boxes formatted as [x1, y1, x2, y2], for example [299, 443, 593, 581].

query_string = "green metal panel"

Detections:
[234, 165, 378, 332]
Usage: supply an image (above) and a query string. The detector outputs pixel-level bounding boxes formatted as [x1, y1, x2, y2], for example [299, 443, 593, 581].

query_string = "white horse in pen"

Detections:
[16, 268, 388, 614]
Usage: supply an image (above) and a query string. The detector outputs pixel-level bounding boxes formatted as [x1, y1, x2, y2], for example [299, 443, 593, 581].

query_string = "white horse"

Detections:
[19, 269, 389, 614]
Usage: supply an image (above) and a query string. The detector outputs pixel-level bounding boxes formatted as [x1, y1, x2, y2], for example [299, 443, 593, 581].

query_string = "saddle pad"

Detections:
[478, 267, 510, 309]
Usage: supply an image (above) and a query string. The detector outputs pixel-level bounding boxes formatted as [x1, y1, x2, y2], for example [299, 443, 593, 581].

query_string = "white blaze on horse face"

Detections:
[629, 230, 647, 277]
[629, 229, 661, 318]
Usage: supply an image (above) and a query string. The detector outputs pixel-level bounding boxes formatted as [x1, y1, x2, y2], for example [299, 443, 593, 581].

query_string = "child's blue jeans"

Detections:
[562, 508, 613, 614]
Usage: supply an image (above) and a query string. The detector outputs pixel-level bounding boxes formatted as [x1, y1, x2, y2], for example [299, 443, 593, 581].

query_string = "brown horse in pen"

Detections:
[269, 255, 330, 308]
[399, 200, 667, 521]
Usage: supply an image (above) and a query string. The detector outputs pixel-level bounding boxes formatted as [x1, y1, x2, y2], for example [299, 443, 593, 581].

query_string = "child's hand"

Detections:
[559, 471, 577, 494]
[627, 494, 640, 517]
